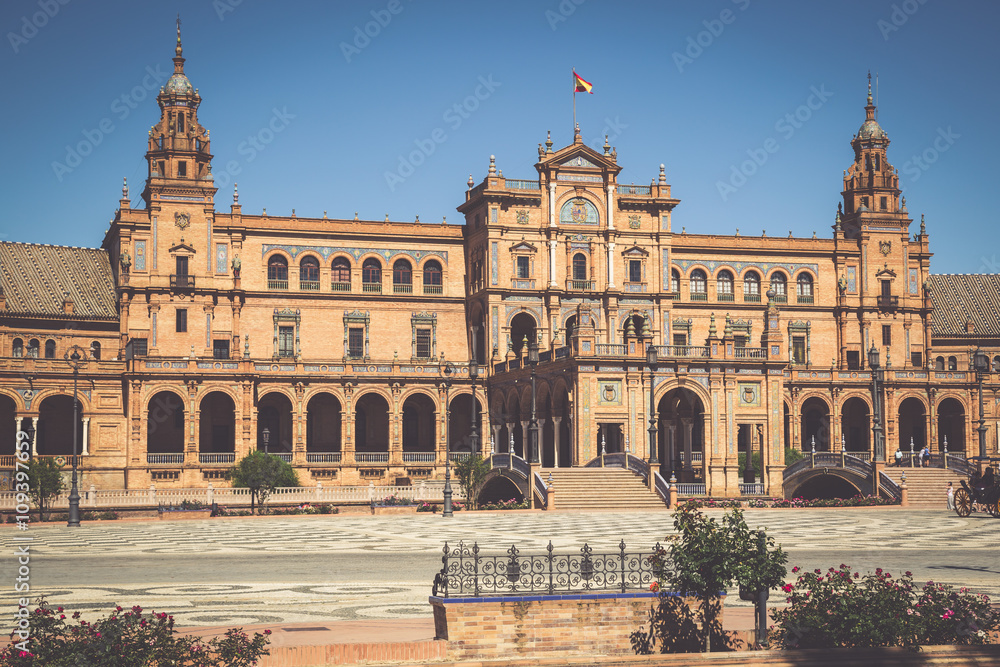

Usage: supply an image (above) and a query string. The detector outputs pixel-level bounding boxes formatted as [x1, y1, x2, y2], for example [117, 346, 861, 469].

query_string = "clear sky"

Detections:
[1, 0, 997, 274]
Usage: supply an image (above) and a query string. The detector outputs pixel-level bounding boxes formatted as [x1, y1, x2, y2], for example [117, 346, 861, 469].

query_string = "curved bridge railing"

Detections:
[783, 451, 901, 499]
[583, 453, 650, 480]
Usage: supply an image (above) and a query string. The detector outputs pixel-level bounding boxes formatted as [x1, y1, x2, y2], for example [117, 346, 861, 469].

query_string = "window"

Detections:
[278, 326, 294, 357]
[572, 253, 588, 281]
[131, 338, 148, 357]
[27, 339, 39, 358]
[423, 260, 442, 293]
[717, 270, 734, 300]
[362, 258, 382, 284]
[994, 356, 1000, 372]
[670, 269, 680, 293]
[516, 256, 530, 279]
[44, 339, 55, 359]
[331, 257, 351, 285]
[673, 333, 688, 346]
[792, 336, 806, 364]
[178, 161, 187, 177]
[393, 259, 412, 293]
[882, 325, 891, 346]
[770, 272, 787, 301]
[176, 308, 187, 333]
[743, 271, 761, 301]
[734, 335, 747, 349]
[12, 338, 23, 358]
[267, 256, 288, 281]
[880, 196, 887, 211]
[90, 341, 101, 360]
[628, 260, 642, 283]
[348, 327, 364, 358]
[213, 340, 230, 359]
[177, 112, 185, 133]
[796, 273, 814, 302]
[935, 356, 944, 371]
[911, 352, 922, 368]
[847, 350, 860, 370]
[947, 356, 957, 371]
[176, 255, 189, 276]
[881, 280, 891, 297]
[299, 257, 320, 288]
[690, 269, 707, 299]
[415, 328, 432, 358]
[861, 196, 869, 209]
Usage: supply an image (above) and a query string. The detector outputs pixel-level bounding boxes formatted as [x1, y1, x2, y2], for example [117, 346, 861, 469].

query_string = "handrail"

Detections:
[533, 471, 547, 509]
[653, 471, 670, 503]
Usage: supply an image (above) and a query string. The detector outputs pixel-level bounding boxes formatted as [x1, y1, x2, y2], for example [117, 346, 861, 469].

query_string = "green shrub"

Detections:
[784, 446, 805, 466]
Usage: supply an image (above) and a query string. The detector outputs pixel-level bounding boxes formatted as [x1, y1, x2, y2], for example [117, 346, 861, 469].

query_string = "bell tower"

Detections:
[141, 16, 216, 207]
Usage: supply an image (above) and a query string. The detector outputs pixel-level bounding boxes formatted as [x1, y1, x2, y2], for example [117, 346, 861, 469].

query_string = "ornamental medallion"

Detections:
[879, 240, 891, 256]
[570, 199, 588, 223]
[174, 212, 191, 229]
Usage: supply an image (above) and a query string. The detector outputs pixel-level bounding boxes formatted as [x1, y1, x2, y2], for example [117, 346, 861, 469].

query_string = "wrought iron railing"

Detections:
[505, 179, 541, 191]
[717, 292, 734, 302]
[432, 540, 668, 598]
[306, 452, 341, 463]
[198, 453, 235, 464]
[403, 452, 435, 463]
[554, 346, 570, 359]
[689, 292, 708, 301]
[797, 293, 815, 304]
[617, 184, 652, 196]
[674, 483, 706, 495]
[743, 292, 761, 303]
[147, 453, 184, 464]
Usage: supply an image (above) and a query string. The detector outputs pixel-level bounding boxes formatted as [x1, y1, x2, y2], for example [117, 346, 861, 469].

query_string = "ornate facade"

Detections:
[1, 37, 997, 497]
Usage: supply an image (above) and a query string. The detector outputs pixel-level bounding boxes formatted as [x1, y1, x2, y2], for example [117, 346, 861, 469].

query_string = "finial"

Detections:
[291, 208, 295, 217]
[708, 313, 717, 336]
[385, 213, 389, 222]
[415, 215, 420, 223]
[724, 313, 733, 336]
[498, 169, 503, 178]
[467, 174, 474, 189]
[262, 207, 266, 216]
[603, 134, 610, 155]
[658, 163, 667, 184]
[867, 70, 872, 105]
[545, 130, 553, 152]
[233, 182, 238, 204]
[354, 211, 359, 221]
[900, 195, 907, 211]
[323, 210, 327, 218]
[122, 177, 128, 199]
[175, 14, 183, 57]
[488, 155, 496, 175]
[920, 214, 926, 235]
[834, 209, 841, 231]
[442, 216, 446, 224]
[574, 123, 581, 143]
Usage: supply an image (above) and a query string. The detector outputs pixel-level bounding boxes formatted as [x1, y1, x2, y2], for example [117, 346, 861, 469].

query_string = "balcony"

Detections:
[772, 293, 787, 303]
[423, 284, 443, 294]
[300, 280, 320, 291]
[331, 282, 351, 292]
[403, 452, 436, 463]
[689, 292, 708, 301]
[362, 282, 382, 294]
[306, 452, 342, 463]
[268, 279, 289, 290]
[617, 184, 651, 195]
[717, 292, 734, 302]
[877, 295, 899, 310]
[734, 347, 767, 359]
[170, 274, 195, 289]
[356, 452, 389, 464]
[147, 453, 184, 464]
[796, 293, 815, 304]
[393, 283, 413, 294]
[199, 453, 235, 464]
[596, 344, 626, 355]
[657, 345, 710, 358]
[743, 292, 761, 303]
[568, 279, 595, 291]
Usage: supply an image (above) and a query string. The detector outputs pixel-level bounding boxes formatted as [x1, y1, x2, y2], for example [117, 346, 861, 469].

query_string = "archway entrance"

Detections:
[306, 393, 341, 452]
[402, 393, 435, 452]
[448, 394, 482, 453]
[257, 392, 293, 453]
[840, 397, 870, 455]
[509, 312, 537, 356]
[37, 395, 82, 456]
[657, 387, 705, 481]
[938, 398, 966, 454]
[355, 393, 390, 453]
[897, 397, 926, 455]
[800, 397, 831, 451]
[199, 392, 235, 453]
[0, 395, 16, 456]
[147, 391, 184, 454]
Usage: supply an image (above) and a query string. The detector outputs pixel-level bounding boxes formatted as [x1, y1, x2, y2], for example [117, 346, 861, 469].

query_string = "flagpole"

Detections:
[572, 69, 577, 134]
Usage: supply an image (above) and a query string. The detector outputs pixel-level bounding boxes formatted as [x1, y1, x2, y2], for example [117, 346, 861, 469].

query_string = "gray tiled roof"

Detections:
[0, 242, 118, 319]
[929, 274, 1000, 337]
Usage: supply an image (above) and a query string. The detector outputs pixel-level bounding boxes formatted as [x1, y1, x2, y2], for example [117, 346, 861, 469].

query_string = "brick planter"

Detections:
[157, 509, 212, 520]
[372, 505, 418, 515]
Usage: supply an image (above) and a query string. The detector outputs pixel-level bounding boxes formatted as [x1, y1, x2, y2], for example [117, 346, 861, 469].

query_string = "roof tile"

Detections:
[0, 242, 118, 319]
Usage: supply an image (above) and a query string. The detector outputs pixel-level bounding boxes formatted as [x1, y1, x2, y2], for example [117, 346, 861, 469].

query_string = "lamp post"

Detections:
[440, 361, 455, 517]
[647, 343, 659, 468]
[469, 325, 481, 456]
[64, 345, 86, 527]
[974, 348, 989, 459]
[868, 345, 884, 462]
[262, 427, 270, 454]
[528, 339, 539, 465]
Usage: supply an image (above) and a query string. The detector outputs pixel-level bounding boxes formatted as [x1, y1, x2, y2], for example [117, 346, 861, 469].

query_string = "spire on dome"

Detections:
[867, 70, 872, 106]
[175, 14, 183, 57]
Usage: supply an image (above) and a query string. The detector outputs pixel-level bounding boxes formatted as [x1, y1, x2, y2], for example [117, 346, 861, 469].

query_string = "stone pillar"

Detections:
[520, 420, 529, 459]
[342, 398, 355, 465]
[81, 417, 90, 456]
[546, 479, 555, 511]
[548, 239, 558, 288]
[505, 422, 516, 454]
[667, 423, 677, 474]
[682, 418, 693, 476]
[31, 417, 38, 456]
[552, 416, 562, 468]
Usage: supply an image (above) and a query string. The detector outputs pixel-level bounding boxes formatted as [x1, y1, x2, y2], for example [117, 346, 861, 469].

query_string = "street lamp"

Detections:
[528, 339, 539, 465]
[868, 344, 884, 462]
[262, 427, 270, 454]
[64, 345, 86, 527]
[469, 325, 481, 456]
[646, 343, 659, 467]
[974, 348, 989, 459]
[440, 361, 455, 517]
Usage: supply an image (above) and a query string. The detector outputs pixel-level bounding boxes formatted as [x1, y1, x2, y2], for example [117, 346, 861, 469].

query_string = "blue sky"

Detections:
[1, 0, 997, 274]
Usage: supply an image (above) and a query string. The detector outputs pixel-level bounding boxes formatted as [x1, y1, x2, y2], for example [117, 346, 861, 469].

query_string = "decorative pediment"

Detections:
[560, 155, 599, 169]
[621, 245, 648, 257]
[510, 241, 537, 253]
[168, 242, 196, 254]
[875, 263, 897, 278]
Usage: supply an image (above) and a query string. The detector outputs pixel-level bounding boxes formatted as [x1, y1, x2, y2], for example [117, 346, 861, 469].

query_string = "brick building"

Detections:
[1, 34, 997, 498]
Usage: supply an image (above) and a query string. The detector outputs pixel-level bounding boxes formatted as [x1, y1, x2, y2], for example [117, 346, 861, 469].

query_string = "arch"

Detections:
[147, 390, 185, 454]
[0, 394, 17, 456]
[37, 394, 83, 456]
[257, 391, 293, 452]
[788, 474, 865, 500]
[27, 339, 39, 358]
[840, 396, 870, 453]
[622, 312, 646, 339]
[355, 392, 390, 452]
[796, 272, 814, 298]
[937, 397, 965, 452]
[769, 271, 788, 301]
[12, 338, 23, 358]
[90, 341, 101, 361]
[656, 386, 706, 481]
[558, 196, 600, 225]
[449, 393, 483, 453]
[199, 391, 235, 453]
[362, 257, 382, 284]
[552, 383, 573, 467]
[935, 356, 945, 371]
[402, 392, 436, 452]
[563, 314, 578, 348]
[716, 269, 734, 298]
[393, 258, 413, 286]
[689, 269, 707, 296]
[743, 271, 761, 299]
[994, 355, 1000, 372]
[506, 388, 524, 457]
[509, 311, 537, 355]
[423, 259, 443, 290]
[670, 269, 681, 293]
[299, 255, 320, 284]
[306, 392, 342, 452]
[800, 396, 831, 451]
[947, 356, 957, 371]
[267, 254, 289, 282]
[897, 396, 927, 454]
[572, 253, 588, 281]
[331, 256, 352, 284]
[44, 339, 56, 359]
[478, 474, 524, 504]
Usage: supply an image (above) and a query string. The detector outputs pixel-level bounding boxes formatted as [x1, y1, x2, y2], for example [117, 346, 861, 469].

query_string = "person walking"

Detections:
[895, 449, 903, 467]
[920, 445, 930, 467]
[946, 482, 954, 510]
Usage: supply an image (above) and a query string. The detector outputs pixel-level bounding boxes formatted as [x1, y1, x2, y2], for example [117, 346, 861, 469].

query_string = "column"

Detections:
[666, 423, 676, 474]
[552, 417, 562, 468]
[548, 183, 557, 227]
[520, 420, 529, 459]
[342, 400, 355, 465]
[31, 417, 38, 456]
[548, 239, 558, 288]
[607, 241, 616, 289]
[537, 418, 548, 465]
[606, 185, 614, 230]
[683, 418, 694, 474]
[81, 417, 90, 456]
[506, 422, 516, 453]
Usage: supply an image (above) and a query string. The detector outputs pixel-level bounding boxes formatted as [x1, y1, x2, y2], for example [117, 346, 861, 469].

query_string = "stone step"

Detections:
[543, 468, 667, 511]
[882, 468, 963, 507]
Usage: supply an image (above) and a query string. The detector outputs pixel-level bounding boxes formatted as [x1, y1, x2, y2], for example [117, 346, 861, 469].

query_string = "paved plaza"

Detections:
[2, 509, 998, 628]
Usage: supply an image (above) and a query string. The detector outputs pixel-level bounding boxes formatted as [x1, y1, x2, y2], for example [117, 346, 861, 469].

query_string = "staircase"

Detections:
[882, 467, 963, 508]
[541, 468, 668, 511]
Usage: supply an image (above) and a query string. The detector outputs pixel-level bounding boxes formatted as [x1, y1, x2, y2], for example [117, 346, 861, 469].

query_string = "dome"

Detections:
[857, 119, 886, 140]
[165, 72, 193, 95]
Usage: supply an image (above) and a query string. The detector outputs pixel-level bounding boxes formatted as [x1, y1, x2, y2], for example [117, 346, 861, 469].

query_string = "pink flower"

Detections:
[782, 584, 794, 593]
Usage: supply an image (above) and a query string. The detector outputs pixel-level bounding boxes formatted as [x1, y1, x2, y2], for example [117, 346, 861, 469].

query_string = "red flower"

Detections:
[782, 584, 794, 593]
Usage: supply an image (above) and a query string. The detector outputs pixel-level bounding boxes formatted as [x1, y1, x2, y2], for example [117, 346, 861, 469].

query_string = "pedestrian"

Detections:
[946, 482, 954, 510]
[921, 446, 931, 467]
[895, 449, 903, 467]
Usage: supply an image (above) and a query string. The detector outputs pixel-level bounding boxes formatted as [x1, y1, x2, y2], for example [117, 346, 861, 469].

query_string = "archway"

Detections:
[401, 393, 435, 452]
[622, 313, 646, 340]
[897, 397, 926, 454]
[257, 392, 293, 453]
[840, 397, 870, 454]
[448, 394, 482, 453]
[355, 393, 390, 452]
[800, 397, 831, 451]
[657, 387, 705, 480]
[553, 385, 572, 467]
[0, 395, 16, 456]
[938, 398, 965, 453]
[508, 391, 524, 458]
[478, 475, 524, 504]
[306, 393, 341, 452]
[199, 391, 235, 453]
[147, 391, 185, 454]
[790, 475, 862, 500]
[37, 395, 82, 456]
[509, 312, 537, 355]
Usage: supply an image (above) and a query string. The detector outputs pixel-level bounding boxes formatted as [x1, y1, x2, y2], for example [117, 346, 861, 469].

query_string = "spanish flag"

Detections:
[573, 70, 593, 94]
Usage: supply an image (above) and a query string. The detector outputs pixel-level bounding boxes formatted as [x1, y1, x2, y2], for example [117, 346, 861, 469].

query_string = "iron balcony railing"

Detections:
[305, 452, 341, 463]
[797, 293, 815, 304]
[170, 274, 195, 289]
[300, 280, 320, 291]
[689, 292, 708, 301]
[198, 453, 235, 464]
[878, 295, 899, 309]
[743, 292, 761, 303]
[330, 281, 351, 292]
[432, 540, 668, 598]
[147, 453, 184, 464]
[717, 292, 734, 302]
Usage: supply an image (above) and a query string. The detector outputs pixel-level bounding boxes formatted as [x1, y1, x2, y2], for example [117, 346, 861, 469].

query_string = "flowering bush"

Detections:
[769, 495, 897, 508]
[678, 498, 743, 509]
[416, 502, 439, 513]
[380, 494, 415, 506]
[771, 565, 999, 650]
[479, 498, 529, 511]
[1, 600, 270, 666]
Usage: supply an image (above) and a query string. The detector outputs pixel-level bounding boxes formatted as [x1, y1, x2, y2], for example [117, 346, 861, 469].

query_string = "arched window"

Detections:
[299, 256, 319, 289]
[572, 253, 588, 281]
[423, 260, 442, 294]
[267, 256, 288, 287]
[770, 272, 788, 302]
[935, 356, 945, 371]
[362, 258, 382, 293]
[90, 341, 101, 361]
[393, 259, 412, 291]
[743, 271, 761, 302]
[27, 339, 39, 358]
[44, 340, 56, 359]
[796, 273, 814, 302]
[690, 269, 707, 299]
[12, 338, 23, 358]
[670, 269, 680, 293]
[994, 355, 1000, 372]
[331, 257, 351, 290]
[716, 270, 734, 300]
[947, 356, 957, 371]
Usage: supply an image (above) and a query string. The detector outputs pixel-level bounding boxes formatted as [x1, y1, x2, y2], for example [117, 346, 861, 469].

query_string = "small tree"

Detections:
[453, 453, 490, 510]
[729, 512, 788, 646]
[226, 451, 299, 515]
[26, 457, 65, 522]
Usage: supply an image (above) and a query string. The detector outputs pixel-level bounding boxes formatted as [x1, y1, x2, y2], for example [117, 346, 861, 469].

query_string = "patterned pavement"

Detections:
[2, 509, 997, 627]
